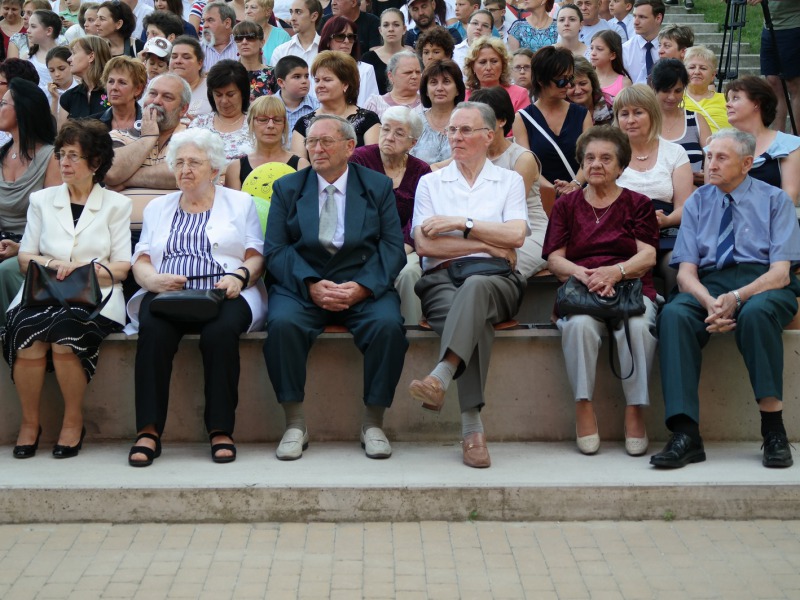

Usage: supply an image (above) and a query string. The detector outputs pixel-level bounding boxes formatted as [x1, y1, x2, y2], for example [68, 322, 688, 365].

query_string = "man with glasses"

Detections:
[408, 102, 529, 469]
[263, 114, 408, 461]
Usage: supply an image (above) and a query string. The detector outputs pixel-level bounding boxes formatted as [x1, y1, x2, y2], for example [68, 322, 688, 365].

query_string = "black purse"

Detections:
[149, 272, 245, 322]
[21, 259, 114, 321]
[556, 276, 646, 380]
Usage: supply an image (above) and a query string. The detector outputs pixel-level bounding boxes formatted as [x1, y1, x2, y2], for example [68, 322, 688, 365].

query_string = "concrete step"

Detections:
[693, 35, 750, 51]
[3, 328, 800, 444]
[1, 442, 797, 523]
[671, 22, 719, 34]
[663, 14, 709, 23]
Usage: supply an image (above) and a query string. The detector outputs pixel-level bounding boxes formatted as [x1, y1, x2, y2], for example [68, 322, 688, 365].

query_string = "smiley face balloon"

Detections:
[241, 162, 297, 234]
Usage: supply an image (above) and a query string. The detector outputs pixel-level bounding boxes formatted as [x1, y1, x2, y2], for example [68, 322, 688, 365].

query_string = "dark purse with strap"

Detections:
[149, 272, 246, 322]
[556, 275, 646, 380]
[21, 259, 114, 321]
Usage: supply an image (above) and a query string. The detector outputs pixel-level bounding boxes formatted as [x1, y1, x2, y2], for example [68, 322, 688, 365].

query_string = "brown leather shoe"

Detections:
[462, 432, 491, 468]
[409, 376, 446, 412]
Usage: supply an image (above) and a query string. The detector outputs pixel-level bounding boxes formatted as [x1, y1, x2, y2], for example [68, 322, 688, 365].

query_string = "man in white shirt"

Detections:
[622, 0, 664, 84]
[270, 0, 322, 66]
[576, 0, 611, 45]
[409, 102, 529, 469]
[201, 1, 238, 72]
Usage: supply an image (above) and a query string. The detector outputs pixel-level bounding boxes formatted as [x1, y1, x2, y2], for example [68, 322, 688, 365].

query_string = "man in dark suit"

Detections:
[263, 114, 408, 461]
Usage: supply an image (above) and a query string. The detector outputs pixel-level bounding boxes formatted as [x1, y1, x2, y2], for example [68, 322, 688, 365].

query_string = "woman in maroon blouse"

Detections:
[350, 105, 431, 326]
[542, 125, 659, 458]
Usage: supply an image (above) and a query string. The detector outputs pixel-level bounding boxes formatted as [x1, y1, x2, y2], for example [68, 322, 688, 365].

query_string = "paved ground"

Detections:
[1, 520, 799, 599]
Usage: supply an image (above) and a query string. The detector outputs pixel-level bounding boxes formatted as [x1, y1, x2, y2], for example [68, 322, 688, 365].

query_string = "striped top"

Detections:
[160, 207, 224, 289]
[665, 110, 703, 173]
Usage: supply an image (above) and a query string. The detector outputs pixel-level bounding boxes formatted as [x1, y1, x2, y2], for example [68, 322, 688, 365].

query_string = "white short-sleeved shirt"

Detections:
[412, 159, 530, 271]
[616, 138, 690, 205]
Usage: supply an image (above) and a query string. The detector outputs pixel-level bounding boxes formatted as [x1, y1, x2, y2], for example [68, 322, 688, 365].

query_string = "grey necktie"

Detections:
[319, 184, 338, 254]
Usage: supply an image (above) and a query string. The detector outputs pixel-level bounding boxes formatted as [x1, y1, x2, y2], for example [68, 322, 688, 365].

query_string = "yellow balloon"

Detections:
[242, 162, 297, 234]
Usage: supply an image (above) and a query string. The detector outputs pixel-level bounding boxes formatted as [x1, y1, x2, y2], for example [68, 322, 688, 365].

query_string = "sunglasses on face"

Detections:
[234, 33, 261, 42]
[552, 75, 576, 88]
[331, 33, 357, 42]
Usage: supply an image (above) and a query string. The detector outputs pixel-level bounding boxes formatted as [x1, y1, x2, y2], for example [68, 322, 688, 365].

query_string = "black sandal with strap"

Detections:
[210, 432, 236, 464]
[128, 433, 162, 467]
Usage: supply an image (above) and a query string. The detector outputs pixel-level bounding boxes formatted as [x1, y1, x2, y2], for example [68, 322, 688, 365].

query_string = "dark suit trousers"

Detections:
[264, 291, 408, 406]
[135, 292, 252, 436]
[657, 264, 799, 425]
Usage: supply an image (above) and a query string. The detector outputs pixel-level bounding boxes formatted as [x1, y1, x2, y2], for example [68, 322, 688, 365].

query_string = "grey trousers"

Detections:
[0, 257, 23, 328]
[556, 296, 658, 406]
[395, 252, 422, 326]
[415, 269, 524, 411]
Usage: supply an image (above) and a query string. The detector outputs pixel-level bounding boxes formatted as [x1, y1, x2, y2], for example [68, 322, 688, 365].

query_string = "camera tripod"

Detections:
[717, 0, 797, 134]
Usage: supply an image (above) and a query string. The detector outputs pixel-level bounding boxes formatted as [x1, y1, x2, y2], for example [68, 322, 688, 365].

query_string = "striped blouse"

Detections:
[666, 110, 704, 173]
[160, 208, 224, 289]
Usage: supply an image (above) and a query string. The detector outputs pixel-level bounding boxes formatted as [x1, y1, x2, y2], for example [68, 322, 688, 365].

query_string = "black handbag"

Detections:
[556, 275, 646, 380]
[21, 259, 114, 321]
[149, 272, 245, 322]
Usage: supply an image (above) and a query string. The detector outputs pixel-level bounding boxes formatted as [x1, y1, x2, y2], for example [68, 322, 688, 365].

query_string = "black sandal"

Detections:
[210, 432, 236, 464]
[128, 433, 162, 467]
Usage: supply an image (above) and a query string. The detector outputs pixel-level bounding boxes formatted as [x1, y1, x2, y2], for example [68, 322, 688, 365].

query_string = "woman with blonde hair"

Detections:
[463, 35, 530, 111]
[91, 55, 146, 131]
[683, 45, 729, 134]
[224, 94, 310, 190]
[59, 35, 111, 124]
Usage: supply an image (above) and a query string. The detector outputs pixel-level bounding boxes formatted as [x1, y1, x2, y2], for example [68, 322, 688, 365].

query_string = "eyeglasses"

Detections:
[55, 151, 86, 163]
[379, 125, 413, 139]
[174, 158, 209, 170]
[254, 115, 285, 125]
[234, 33, 261, 42]
[552, 75, 576, 88]
[305, 136, 346, 148]
[513, 65, 531, 72]
[445, 126, 490, 137]
[331, 33, 357, 43]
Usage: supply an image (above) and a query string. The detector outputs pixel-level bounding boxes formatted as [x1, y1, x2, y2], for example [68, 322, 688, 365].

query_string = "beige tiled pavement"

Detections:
[1, 520, 800, 599]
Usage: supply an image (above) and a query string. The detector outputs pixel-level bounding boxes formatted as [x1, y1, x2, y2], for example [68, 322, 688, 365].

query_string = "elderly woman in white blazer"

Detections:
[3, 120, 132, 460]
[126, 128, 268, 467]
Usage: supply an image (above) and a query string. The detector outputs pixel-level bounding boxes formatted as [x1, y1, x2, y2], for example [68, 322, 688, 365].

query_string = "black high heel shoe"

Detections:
[13, 426, 42, 459]
[52, 427, 86, 459]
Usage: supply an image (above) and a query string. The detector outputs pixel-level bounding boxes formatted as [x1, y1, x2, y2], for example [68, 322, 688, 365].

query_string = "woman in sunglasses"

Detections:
[223, 94, 309, 190]
[317, 15, 378, 106]
[512, 45, 591, 196]
[232, 21, 276, 103]
[187, 59, 252, 160]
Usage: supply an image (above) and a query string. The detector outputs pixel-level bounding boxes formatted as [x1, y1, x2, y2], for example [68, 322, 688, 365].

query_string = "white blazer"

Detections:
[10, 183, 132, 324]
[125, 186, 268, 333]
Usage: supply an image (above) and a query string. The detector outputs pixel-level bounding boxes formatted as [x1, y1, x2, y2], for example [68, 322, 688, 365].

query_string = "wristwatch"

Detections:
[464, 217, 474, 238]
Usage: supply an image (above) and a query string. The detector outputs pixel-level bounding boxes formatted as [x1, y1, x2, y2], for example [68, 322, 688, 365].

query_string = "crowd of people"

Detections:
[1, 0, 799, 472]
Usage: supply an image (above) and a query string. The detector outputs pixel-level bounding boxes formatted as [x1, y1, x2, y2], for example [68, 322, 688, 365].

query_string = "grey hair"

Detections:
[146, 73, 192, 109]
[308, 114, 357, 141]
[709, 128, 756, 158]
[385, 51, 420, 92]
[166, 128, 228, 174]
[381, 106, 424, 140]
[204, 1, 236, 25]
[454, 100, 497, 132]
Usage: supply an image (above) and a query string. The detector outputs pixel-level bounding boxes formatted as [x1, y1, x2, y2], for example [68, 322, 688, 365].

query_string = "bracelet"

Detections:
[236, 266, 251, 288]
[44, 258, 53, 268]
[228, 272, 247, 287]
[732, 289, 742, 310]
[570, 179, 581, 187]
[617, 263, 627, 279]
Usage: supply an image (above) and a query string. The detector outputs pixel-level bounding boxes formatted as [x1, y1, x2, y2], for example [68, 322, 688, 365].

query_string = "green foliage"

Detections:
[693, 0, 764, 53]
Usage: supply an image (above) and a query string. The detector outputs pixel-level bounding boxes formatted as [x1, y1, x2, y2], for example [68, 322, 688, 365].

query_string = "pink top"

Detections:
[466, 84, 532, 112]
[601, 74, 626, 108]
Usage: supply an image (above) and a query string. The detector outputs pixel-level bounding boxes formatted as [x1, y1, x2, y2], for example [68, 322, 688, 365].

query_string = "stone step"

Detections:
[670, 22, 719, 34]
[693, 35, 750, 51]
[663, 14, 709, 23]
[3, 328, 799, 444]
[1, 442, 797, 523]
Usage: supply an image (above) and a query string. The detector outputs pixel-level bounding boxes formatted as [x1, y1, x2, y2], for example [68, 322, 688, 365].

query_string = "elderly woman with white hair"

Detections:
[125, 127, 268, 467]
[350, 106, 431, 325]
[363, 51, 423, 120]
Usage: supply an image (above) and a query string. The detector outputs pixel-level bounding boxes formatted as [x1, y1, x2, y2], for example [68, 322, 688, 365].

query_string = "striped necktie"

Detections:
[716, 193, 736, 269]
[319, 184, 338, 254]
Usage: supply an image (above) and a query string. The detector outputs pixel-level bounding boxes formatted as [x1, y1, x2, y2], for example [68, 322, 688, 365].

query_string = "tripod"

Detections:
[717, 0, 797, 134]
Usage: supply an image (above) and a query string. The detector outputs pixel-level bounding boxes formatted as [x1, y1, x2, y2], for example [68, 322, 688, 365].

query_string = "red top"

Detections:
[543, 187, 660, 301]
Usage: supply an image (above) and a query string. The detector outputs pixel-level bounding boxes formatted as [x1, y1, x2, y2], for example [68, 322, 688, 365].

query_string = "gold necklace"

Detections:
[586, 197, 612, 224]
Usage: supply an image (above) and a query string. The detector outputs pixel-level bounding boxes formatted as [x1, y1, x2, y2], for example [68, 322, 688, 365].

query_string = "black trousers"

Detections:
[134, 292, 252, 436]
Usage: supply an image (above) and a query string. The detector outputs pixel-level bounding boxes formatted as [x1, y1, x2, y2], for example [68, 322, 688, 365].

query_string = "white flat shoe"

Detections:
[276, 428, 309, 461]
[360, 427, 392, 459]
[625, 428, 649, 456]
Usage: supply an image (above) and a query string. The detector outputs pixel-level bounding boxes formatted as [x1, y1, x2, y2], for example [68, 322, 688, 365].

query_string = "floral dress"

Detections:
[507, 20, 558, 52]
[188, 112, 253, 160]
[248, 67, 277, 104]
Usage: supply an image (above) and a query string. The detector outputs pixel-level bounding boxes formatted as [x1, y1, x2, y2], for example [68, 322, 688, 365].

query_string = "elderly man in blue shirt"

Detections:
[651, 128, 800, 470]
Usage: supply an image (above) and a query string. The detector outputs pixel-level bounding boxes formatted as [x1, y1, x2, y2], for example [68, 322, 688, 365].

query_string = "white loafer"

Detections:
[360, 427, 392, 459]
[276, 428, 309, 460]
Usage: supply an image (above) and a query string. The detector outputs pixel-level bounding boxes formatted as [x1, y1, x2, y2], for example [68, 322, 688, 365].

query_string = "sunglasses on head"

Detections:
[234, 33, 261, 42]
[552, 75, 576, 88]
